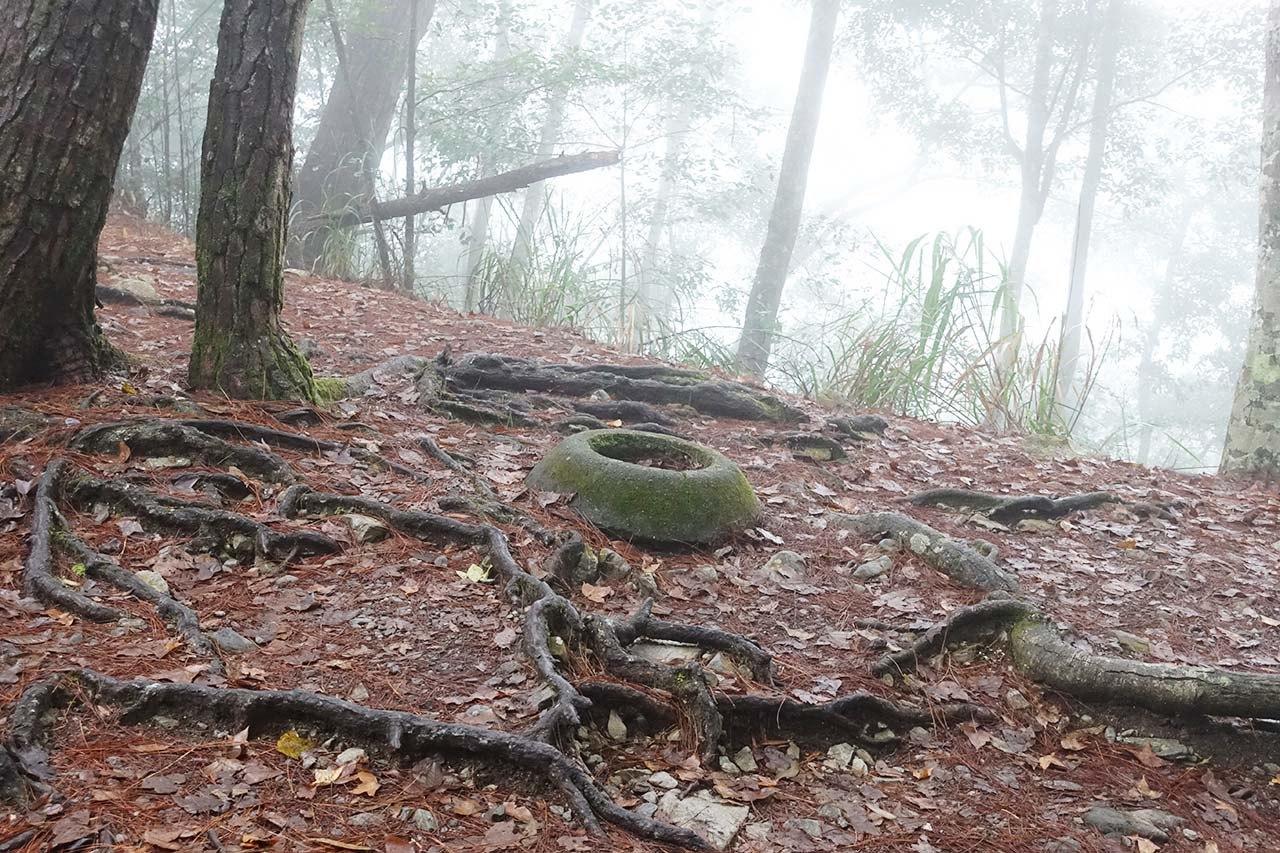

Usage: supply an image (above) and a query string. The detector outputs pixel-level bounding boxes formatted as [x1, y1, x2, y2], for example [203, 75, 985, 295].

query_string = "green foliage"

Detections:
[770, 229, 1074, 436]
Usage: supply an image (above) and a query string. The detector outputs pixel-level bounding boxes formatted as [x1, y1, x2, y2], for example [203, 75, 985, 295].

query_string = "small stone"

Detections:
[1041, 839, 1083, 853]
[597, 548, 632, 580]
[1006, 689, 1031, 711]
[732, 747, 758, 773]
[743, 823, 772, 842]
[759, 551, 806, 581]
[691, 564, 719, 584]
[335, 747, 366, 766]
[657, 790, 748, 851]
[706, 652, 740, 676]
[648, 771, 679, 790]
[791, 818, 823, 838]
[349, 683, 370, 702]
[409, 808, 436, 832]
[344, 514, 390, 544]
[211, 628, 256, 655]
[849, 757, 868, 777]
[852, 555, 892, 580]
[636, 803, 658, 819]
[1113, 630, 1150, 654]
[631, 641, 702, 666]
[1115, 735, 1194, 761]
[134, 570, 170, 597]
[824, 742, 855, 770]
[878, 538, 901, 552]
[1083, 806, 1183, 842]
[606, 711, 627, 740]
[348, 812, 382, 828]
[113, 275, 160, 301]
[718, 756, 741, 776]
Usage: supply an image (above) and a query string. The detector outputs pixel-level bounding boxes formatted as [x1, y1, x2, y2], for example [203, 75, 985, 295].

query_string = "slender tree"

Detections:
[189, 0, 314, 400]
[291, 0, 437, 272]
[1057, 0, 1123, 418]
[506, 0, 595, 305]
[735, 0, 840, 376]
[1222, 0, 1280, 477]
[0, 0, 160, 390]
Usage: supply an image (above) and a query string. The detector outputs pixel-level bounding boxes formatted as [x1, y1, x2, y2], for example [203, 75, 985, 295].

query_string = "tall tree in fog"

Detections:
[291, 0, 437, 273]
[1223, 0, 1280, 478]
[0, 1, 160, 390]
[189, 0, 314, 400]
[1056, 0, 1122, 417]
[505, 0, 595, 313]
[735, 0, 840, 377]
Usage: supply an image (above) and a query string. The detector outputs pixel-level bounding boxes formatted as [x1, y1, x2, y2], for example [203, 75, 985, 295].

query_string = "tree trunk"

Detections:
[504, 0, 594, 313]
[402, 0, 420, 294]
[1222, 0, 1280, 477]
[635, 100, 695, 345]
[290, 0, 436, 272]
[1057, 0, 1123, 420]
[189, 0, 314, 401]
[0, 0, 160, 391]
[734, 0, 840, 377]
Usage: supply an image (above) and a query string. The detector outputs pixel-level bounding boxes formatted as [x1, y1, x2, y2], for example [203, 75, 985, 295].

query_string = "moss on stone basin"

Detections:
[527, 429, 759, 545]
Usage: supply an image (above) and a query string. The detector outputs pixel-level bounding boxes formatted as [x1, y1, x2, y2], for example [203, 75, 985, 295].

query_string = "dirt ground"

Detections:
[2, 216, 1279, 852]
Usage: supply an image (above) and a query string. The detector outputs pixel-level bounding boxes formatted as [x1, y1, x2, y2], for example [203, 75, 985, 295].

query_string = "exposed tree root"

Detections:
[828, 511, 1019, 592]
[905, 488, 1120, 524]
[64, 469, 340, 561]
[96, 283, 197, 320]
[613, 598, 775, 683]
[0, 670, 710, 850]
[573, 399, 675, 425]
[827, 415, 888, 438]
[872, 594, 1280, 722]
[441, 352, 807, 423]
[23, 460, 122, 622]
[70, 419, 298, 483]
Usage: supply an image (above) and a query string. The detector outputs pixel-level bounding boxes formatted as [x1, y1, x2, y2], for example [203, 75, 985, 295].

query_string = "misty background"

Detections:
[116, 0, 1268, 471]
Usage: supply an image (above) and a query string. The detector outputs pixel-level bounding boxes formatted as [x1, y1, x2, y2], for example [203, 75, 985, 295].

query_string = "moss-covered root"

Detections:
[0, 671, 710, 850]
[827, 510, 1018, 592]
[871, 595, 1280, 723]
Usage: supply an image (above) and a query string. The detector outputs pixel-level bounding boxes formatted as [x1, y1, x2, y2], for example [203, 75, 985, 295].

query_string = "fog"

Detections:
[118, 0, 1274, 471]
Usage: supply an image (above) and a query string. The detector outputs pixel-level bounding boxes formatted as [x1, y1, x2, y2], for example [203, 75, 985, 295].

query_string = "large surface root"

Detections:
[70, 419, 298, 482]
[828, 510, 1019, 592]
[441, 352, 806, 423]
[0, 670, 710, 849]
[874, 595, 1280, 723]
[905, 487, 1119, 524]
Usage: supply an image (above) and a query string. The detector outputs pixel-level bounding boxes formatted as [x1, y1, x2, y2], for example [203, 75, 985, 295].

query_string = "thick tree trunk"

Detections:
[1057, 0, 1123, 420]
[189, 0, 315, 401]
[505, 0, 594, 313]
[0, 0, 160, 391]
[734, 0, 840, 377]
[290, 0, 435, 272]
[1223, 0, 1280, 477]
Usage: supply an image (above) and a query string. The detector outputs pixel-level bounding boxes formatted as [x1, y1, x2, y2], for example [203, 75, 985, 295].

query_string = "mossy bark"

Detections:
[0, 0, 159, 390]
[189, 0, 315, 402]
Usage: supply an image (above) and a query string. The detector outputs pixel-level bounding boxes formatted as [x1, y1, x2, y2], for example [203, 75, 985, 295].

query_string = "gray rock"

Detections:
[607, 711, 627, 741]
[791, 819, 824, 838]
[1006, 689, 1032, 711]
[631, 641, 702, 666]
[134, 570, 171, 597]
[825, 742, 855, 770]
[636, 803, 659, 819]
[1083, 806, 1183, 842]
[113, 276, 160, 302]
[852, 555, 892, 580]
[1040, 839, 1083, 853]
[1115, 735, 1194, 761]
[731, 747, 758, 773]
[597, 548, 632, 580]
[759, 551, 806, 582]
[344, 514, 391, 544]
[335, 747, 366, 766]
[718, 756, 741, 776]
[211, 628, 256, 655]
[649, 771, 679, 790]
[348, 812, 383, 828]
[409, 809, 437, 832]
[657, 790, 749, 851]
[1113, 630, 1150, 654]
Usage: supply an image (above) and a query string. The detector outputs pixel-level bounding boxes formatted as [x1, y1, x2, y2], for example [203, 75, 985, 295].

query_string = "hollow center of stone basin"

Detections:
[592, 437, 705, 471]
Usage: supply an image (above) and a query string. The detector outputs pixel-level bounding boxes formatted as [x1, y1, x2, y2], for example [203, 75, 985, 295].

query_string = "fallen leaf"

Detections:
[457, 563, 493, 583]
[581, 581, 613, 603]
[276, 729, 314, 759]
[352, 770, 380, 796]
[306, 839, 372, 851]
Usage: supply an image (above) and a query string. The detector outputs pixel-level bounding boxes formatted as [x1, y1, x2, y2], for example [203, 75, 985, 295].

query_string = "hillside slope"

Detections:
[2, 216, 1279, 853]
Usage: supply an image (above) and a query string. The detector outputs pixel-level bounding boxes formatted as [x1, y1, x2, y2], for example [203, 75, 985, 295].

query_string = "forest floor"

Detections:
[2, 215, 1280, 853]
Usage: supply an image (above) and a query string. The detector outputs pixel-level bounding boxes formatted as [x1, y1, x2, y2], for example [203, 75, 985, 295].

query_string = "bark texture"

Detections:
[189, 0, 315, 401]
[0, 0, 160, 390]
[290, 0, 435, 272]
[734, 0, 839, 376]
[1222, 0, 1280, 477]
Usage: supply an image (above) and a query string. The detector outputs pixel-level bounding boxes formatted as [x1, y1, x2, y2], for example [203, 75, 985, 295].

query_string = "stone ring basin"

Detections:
[527, 429, 760, 545]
